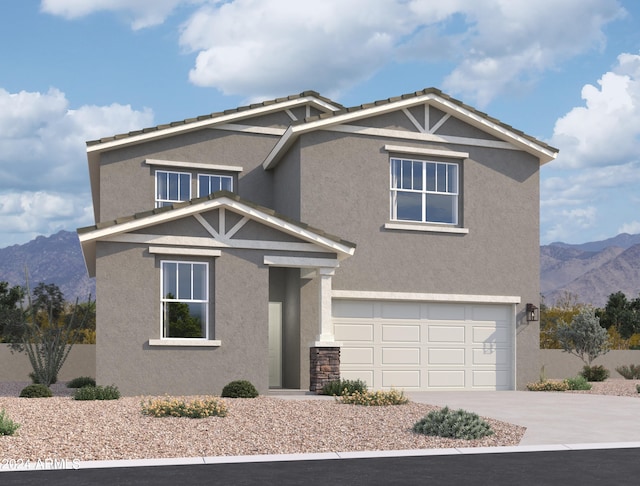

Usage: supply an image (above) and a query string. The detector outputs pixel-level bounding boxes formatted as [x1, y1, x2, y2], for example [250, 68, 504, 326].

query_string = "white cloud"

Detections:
[41, 0, 625, 105]
[550, 53, 640, 169]
[0, 87, 154, 247]
[619, 221, 640, 235]
[40, 0, 201, 29]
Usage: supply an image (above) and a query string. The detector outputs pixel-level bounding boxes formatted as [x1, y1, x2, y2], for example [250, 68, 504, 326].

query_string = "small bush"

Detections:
[526, 380, 569, 391]
[565, 376, 592, 391]
[19, 384, 53, 398]
[73, 385, 121, 401]
[413, 406, 494, 440]
[321, 379, 367, 396]
[0, 409, 20, 436]
[221, 380, 259, 398]
[636, 384, 640, 394]
[141, 396, 228, 418]
[615, 365, 640, 380]
[67, 376, 96, 388]
[337, 389, 409, 406]
[580, 365, 610, 382]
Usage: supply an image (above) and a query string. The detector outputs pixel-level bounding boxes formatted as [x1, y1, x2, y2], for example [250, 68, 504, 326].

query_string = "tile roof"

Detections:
[86, 90, 343, 147]
[77, 190, 357, 250]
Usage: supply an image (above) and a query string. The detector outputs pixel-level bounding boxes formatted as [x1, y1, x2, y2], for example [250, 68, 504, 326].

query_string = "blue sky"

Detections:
[1, 0, 639, 247]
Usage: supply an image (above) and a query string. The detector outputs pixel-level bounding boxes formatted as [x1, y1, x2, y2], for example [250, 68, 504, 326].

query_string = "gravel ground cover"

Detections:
[0, 379, 637, 462]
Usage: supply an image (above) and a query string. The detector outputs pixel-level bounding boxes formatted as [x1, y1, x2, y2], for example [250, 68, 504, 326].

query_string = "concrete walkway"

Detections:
[406, 391, 640, 445]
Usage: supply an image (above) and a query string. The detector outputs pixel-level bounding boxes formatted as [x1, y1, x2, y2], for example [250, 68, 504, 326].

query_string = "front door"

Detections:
[268, 302, 283, 388]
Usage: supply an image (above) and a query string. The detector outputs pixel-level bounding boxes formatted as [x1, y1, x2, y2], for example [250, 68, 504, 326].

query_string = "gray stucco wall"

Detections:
[0, 344, 95, 382]
[95, 241, 270, 396]
[293, 125, 541, 389]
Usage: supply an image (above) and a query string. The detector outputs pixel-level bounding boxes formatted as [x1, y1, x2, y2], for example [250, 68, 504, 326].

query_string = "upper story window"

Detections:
[161, 261, 209, 339]
[198, 174, 233, 197]
[390, 157, 459, 225]
[156, 170, 191, 208]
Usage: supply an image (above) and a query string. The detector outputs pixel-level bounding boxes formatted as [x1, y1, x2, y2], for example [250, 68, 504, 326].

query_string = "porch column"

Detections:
[314, 267, 337, 345]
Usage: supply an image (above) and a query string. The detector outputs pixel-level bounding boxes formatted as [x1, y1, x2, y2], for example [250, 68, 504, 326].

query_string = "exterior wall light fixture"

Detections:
[526, 303, 539, 322]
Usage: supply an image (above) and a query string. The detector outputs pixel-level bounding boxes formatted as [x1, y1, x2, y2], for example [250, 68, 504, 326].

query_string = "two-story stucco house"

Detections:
[78, 88, 557, 396]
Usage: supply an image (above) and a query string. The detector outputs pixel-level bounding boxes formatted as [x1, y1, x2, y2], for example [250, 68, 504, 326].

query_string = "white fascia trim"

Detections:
[262, 93, 556, 168]
[79, 197, 355, 257]
[105, 234, 228, 247]
[87, 96, 335, 153]
[148, 339, 222, 347]
[212, 123, 286, 136]
[384, 144, 469, 159]
[264, 256, 340, 268]
[328, 125, 514, 150]
[148, 247, 222, 257]
[332, 290, 521, 304]
[145, 159, 243, 173]
[384, 222, 469, 234]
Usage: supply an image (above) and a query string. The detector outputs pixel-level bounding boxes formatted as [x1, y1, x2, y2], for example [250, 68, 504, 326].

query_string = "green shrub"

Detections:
[615, 365, 640, 380]
[19, 384, 53, 398]
[67, 376, 96, 388]
[321, 379, 367, 396]
[221, 380, 259, 398]
[580, 365, 610, 382]
[0, 409, 20, 436]
[337, 389, 409, 406]
[141, 396, 228, 418]
[73, 385, 120, 401]
[413, 406, 494, 440]
[636, 384, 640, 394]
[565, 376, 592, 390]
[526, 380, 569, 391]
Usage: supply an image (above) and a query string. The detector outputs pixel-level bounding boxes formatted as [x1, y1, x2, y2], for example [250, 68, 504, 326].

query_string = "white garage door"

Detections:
[333, 300, 514, 391]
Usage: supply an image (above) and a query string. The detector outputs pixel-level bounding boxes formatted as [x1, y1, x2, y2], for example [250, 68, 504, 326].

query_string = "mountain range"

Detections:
[1, 230, 639, 307]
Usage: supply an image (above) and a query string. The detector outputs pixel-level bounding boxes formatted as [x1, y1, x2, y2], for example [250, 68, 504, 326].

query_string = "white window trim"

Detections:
[146, 159, 243, 173]
[197, 173, 234, 198]
[160, 260, 210, 341]
[155, 169, 192, 208]
[384, 144, 469, 159]
[390, 157, 460, 225]
[384, 222, 469, 234]
[149, 247, 222, 257]
[149, 338, 221, 347]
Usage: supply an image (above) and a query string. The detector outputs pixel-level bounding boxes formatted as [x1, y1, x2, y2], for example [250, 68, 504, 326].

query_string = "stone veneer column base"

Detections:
[309, 347, 340, 394]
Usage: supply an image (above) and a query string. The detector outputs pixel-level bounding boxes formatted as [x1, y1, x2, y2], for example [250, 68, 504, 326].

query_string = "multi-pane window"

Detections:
[390, 158, 459, 225]
[198, 174, 233, 197]
[156, 170, 191, 208]
[161, 261, 208, 339]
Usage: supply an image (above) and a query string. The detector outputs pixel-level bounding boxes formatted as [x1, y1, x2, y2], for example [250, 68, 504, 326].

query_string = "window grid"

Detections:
[156, 170, 191, 208]
[390, 157, 459, 225]
[197, 174, 234, 198]
[160, 261, 209, 339]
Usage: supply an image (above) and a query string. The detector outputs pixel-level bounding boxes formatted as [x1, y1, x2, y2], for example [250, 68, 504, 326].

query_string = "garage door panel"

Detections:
[472, 347, 510, 366]
[428, 370, 465, 388]
[427, 304, 466, 320]
[428, 348, 465, 365]
[341, 370, 373, 386]
[472, 326, 509, 344]
[382, 370, 421, 388]
[382, 347, 421, 365]
[428, 325, 465, 343]
[381, 302, 421, 319]
[334, 323, 373, 341]
[342, 347, 374, 365]
[473, 369, 510, 388]
[382, 324, 420, 342]
[333, 301, 374, 318]
[335, 300, 513, 391]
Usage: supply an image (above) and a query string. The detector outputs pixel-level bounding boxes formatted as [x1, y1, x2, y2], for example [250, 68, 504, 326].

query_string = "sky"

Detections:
[0, 0, 639, 248]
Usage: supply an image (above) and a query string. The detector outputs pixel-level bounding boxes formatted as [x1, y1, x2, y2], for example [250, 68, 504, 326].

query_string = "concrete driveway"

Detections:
[406, 391, 640, 445]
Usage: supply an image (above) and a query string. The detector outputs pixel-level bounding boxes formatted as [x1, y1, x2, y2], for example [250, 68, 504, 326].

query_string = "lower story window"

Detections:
[161, 261, 208, 339]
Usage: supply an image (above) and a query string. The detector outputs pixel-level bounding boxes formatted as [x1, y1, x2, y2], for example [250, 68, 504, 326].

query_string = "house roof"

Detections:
[78, 191, 356, 277]
[262, 87, 559, 169]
